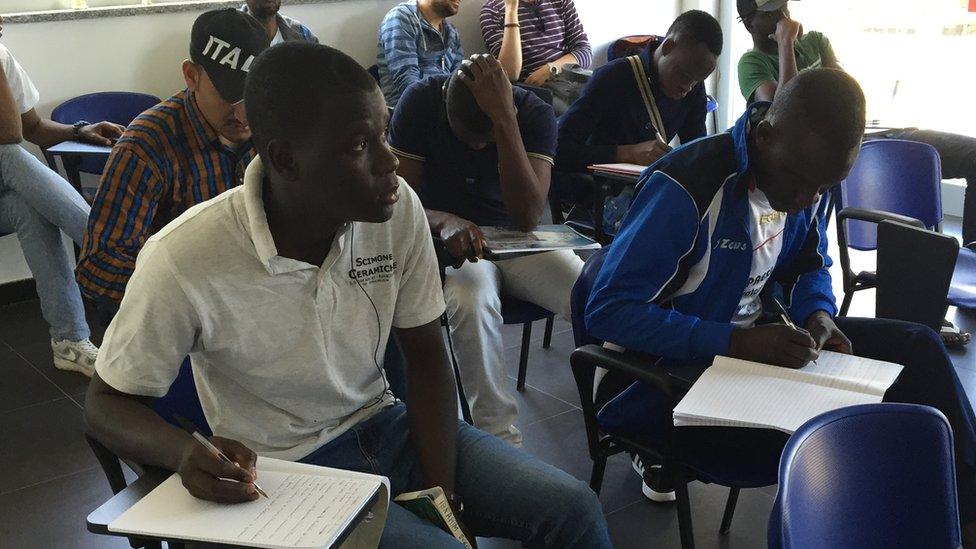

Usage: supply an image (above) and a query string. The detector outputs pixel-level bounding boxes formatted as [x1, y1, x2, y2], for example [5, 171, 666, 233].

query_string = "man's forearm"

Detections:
[497, 8, 523, 80]
[397, 322, 458, 496]
[494, 114, 547, 230]
[23, 116, 75, 149]
[84, 376, 195, 472]
[0, 68, 23, 143]
[777, 41, 799, 91]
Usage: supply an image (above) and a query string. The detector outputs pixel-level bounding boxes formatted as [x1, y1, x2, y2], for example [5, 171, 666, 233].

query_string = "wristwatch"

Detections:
[72, 120, 91, 139]
[548, 62, 559, 76]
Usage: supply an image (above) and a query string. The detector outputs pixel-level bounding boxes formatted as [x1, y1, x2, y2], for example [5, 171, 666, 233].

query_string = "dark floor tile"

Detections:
[0, 398, 97, 493]
[606, 482, 773, 549]
[500, 318, 572, 352]
[0, 342, 64, 413]
[520, 410, 646, 514]
[0, 300, 49, 348]
[509, 384, 576, 429]
[504, 329, 582, 408]
[0, 466, 129, 548]
[12, 338, 92, 396]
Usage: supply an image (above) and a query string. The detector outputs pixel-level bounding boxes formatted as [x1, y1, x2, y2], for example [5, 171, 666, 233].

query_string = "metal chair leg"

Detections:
[719, 487, 740, 534]
[675, 480, 696, 549]
[443, 320, 473, 424]
[516, 322, 533, 391]
[542, 315, 554, 349]
[589, 456, 607, 494]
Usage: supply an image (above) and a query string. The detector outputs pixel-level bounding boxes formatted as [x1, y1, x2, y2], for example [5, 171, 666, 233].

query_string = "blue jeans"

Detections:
[0, 143, 90, 340]
[300, 404, 611, 548]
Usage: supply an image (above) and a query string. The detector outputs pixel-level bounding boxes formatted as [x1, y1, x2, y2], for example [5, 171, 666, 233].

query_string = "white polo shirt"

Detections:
[0, 44, 40, 114]
[96, 157, 446, 461]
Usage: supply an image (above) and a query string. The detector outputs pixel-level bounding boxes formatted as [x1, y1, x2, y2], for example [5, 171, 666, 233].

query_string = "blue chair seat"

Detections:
[949, 247, 976, 309]
[49, 91, 160, 174]
[500, 295, 551, 324]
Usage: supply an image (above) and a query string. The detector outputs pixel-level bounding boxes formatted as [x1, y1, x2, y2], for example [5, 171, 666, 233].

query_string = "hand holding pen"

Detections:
[727, 299, 820, 369]
[174, 415, 268, 503]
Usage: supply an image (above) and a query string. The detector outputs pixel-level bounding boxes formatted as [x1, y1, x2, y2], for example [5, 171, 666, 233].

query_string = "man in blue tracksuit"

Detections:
[585, 68, 976, 538]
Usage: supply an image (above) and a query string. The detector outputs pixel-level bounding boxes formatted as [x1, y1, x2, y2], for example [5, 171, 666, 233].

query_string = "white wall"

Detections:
[0, 0, 680, 285]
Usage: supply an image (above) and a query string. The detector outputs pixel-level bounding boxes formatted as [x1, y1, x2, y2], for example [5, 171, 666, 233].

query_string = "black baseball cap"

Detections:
[737, 0, 789, 19]
[189, 8, 270, 104]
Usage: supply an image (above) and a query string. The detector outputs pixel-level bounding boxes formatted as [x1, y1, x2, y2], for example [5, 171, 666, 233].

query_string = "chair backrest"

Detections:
[151, 356, 211, 436]
[607, 35, 659, 62]
[49, 91, 161, 174]
[768, 403, 960, 549]
[570, 247, 609, 348]
[876, 220, 957, 332]
[837, 139, 943, 251]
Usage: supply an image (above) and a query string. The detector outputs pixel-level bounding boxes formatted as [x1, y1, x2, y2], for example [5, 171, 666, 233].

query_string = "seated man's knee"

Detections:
[443, 272, 501, 315]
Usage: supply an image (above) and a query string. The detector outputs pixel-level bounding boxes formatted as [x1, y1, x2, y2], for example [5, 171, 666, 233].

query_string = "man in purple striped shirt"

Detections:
[480, 0, 591, 89]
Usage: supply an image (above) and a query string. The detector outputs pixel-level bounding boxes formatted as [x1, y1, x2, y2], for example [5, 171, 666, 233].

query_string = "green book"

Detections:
[394, 486, 474, 549]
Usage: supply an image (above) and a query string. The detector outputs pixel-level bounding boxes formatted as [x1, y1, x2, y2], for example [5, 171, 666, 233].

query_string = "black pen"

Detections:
[772, 297, 819, 365]
[174, 414, 268, 498]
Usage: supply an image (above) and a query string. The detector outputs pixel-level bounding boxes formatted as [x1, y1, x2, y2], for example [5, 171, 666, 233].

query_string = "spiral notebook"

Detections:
[673, 351, 904, 434]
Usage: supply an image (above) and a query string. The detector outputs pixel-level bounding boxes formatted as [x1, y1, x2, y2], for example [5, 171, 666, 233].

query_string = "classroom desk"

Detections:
[87, 467, 178, 549]
[43, 140, 113, 198]
[87, 466, 382, 549]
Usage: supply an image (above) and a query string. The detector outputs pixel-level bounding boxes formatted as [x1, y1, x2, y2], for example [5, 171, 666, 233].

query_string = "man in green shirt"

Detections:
[737, 0, 976, 349]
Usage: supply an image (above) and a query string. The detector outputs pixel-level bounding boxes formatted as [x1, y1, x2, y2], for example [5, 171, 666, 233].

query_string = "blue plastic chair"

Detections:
[48, 91, 160, 174]
[835, 139, 976, 313]
[768, 403, 960, 549]
[569, 248, 778, 548]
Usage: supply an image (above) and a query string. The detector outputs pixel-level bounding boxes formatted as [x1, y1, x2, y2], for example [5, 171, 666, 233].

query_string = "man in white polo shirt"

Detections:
[84, 43, 610, 548]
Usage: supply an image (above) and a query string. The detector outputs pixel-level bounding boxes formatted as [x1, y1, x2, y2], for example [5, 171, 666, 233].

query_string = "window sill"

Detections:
[3, 0, 336, 24]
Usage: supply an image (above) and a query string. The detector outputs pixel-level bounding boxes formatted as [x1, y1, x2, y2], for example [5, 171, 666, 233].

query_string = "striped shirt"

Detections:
[480, 0, 592, 80]
[377, 0, 463, 107]
[77, 90, 256, 303]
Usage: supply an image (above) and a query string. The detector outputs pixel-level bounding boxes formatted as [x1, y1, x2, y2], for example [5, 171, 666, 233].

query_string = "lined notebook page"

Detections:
[109, 460, 383, 549]
[799, 350, 903, 397]
[673, 355, 901, 434]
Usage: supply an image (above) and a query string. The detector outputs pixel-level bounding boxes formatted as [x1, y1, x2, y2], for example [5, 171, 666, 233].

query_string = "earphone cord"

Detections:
[350, 222, 393, 410]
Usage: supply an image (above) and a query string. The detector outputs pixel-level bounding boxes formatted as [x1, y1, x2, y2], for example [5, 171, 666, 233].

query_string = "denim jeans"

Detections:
[300, 404, 611, 548]
[0, 143, 90, 340]
[865, 129, 976, 244]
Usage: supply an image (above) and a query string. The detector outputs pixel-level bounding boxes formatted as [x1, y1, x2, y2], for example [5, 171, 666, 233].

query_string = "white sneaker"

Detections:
[51, 338, 98, 377]
[632, 454, 677, 503]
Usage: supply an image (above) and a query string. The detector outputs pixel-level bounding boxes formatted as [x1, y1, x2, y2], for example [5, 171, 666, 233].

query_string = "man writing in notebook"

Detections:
[389, 54, 584, 446]
[585, 68, 976, 542]
[556, 9, 722, 173]
[736, 0, 976, 347]
[84, 42, 610, 548]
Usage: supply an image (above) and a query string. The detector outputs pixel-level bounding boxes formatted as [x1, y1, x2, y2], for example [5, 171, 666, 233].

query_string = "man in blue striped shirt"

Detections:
[377, 0, 464, 107]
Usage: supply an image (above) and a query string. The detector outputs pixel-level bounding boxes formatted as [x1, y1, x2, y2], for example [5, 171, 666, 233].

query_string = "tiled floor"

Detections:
[3, 218, 976, 548]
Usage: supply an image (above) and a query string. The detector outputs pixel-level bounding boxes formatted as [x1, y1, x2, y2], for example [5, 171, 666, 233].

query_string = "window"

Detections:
[722, 0, 976, 137]
[2, 0, 201, 16]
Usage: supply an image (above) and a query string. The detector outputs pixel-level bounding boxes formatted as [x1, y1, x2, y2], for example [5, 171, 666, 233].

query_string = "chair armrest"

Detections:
[571, 344, 676, 401]
[837, 207, 926, 229]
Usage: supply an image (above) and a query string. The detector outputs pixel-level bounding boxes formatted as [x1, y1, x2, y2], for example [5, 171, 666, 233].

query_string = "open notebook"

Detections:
[673, 351, 904, 434]
[108, 457, 389, 549]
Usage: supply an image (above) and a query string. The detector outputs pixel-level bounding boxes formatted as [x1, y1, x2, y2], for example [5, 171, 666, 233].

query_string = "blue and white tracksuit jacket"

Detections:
[585, 104, 837, 431]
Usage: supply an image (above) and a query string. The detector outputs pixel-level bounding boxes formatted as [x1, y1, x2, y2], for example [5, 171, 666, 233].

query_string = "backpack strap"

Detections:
[625, 55, 667, 142]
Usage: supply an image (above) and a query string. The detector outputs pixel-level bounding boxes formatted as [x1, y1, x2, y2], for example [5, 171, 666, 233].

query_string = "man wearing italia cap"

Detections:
[78, 8, 270, 321]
